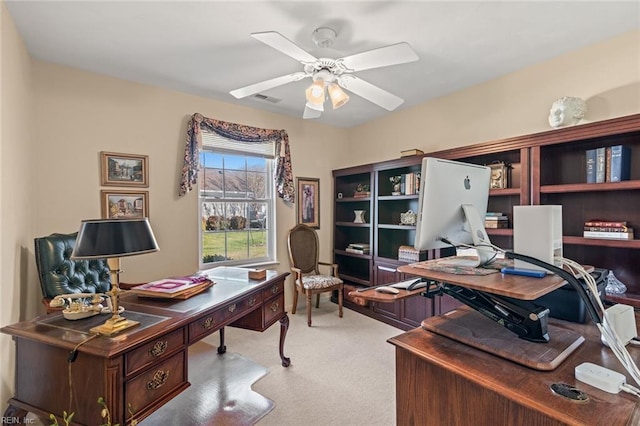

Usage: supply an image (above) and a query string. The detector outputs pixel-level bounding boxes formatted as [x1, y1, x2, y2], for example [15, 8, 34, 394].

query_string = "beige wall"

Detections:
[1, 0, 36, 413]
[2, 2, 639, 415]
[345, 30, 640, 166]
[33, 61, 349, 283]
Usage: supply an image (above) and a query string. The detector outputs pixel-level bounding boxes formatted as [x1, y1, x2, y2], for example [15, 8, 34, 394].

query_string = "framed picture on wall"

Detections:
[296, 177, 320, 229]
[100, 151, 149, 187]
[101, 190, 149, 219]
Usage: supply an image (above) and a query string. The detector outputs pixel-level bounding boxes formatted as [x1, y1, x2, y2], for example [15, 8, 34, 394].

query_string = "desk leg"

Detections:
[279, 314, 291, 367]
[217, 327, 227, 354]
[3, 404, 29, 424]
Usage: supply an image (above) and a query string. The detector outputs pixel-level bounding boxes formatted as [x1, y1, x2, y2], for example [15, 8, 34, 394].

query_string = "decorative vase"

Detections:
[353, 210, 366, 224]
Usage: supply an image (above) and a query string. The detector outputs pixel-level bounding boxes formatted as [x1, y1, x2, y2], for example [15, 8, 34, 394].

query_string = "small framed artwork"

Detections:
[101, 190, 149, 219]
[101, 151, 149, 187]
[296, 177, 320, 228]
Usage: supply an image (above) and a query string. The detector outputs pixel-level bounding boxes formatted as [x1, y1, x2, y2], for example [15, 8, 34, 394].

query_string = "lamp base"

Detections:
[90, 315, 139, 336]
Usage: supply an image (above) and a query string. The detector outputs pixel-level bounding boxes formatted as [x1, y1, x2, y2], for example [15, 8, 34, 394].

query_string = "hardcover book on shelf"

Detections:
[595, 147, 606, 183]
[608, 145, 631, 182]
[400, 149, 424, 157]
[584, 219, 629, 229]
[585, 149, 596, 183]
[583, 230, 634, 240]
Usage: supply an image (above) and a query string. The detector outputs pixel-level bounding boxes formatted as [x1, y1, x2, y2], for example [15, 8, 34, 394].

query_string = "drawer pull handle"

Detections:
[147, 369, 169, 390]
[270, 301, 279, 312]
[148, 341, 168, 358]
[271, 285, 279, 294]
[248, 297, 257, 307]
[378, 266, 396, 273]
[203, 317, 215, 329]
[228, 303, 236, 313]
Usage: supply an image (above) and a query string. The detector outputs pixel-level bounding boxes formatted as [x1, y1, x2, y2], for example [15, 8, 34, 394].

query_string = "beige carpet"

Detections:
[203, 295, 401, 426]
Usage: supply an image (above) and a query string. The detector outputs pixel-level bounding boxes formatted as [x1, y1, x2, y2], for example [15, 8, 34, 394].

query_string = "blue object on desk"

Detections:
[501, 267, 546, 278]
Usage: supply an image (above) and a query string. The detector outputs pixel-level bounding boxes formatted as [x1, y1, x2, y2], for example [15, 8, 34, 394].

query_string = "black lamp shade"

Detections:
[71, 218, 159, 259]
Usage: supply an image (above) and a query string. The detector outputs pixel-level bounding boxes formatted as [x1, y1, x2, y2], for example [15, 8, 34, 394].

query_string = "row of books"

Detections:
[484, 212, 509, 229]
[392, 172, 421, 196]
[583, 219, 634, 240]
[345, 243, 370, 254]
[585, 145, 631, 183]
[130, 275, 213, 299]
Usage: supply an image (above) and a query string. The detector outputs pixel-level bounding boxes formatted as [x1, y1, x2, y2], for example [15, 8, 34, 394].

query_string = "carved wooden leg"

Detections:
[338, 286, 344, 318]
[291, 284, 298, 314]
[315, 293, 320, 308]
[279, 314, 291, 367]
[217, 327, 227, 354]
[3, 404, 29, 424]
[306, 291, 312, 327]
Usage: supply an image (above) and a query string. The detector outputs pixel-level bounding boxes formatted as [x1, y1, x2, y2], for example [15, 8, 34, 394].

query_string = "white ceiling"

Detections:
[5, 1, 640, 128]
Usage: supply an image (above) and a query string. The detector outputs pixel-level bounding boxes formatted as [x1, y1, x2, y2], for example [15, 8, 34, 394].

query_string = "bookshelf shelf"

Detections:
[334, 249, 373, 259]
[563, 236, 640, 249]
[336, 221, 371, 228]
[540, 180, 640, 194]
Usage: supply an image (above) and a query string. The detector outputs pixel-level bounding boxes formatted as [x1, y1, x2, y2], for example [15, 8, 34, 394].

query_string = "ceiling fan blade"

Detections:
[230, 72, 308, 99]
[338, 75, 404, 111]
[303, 105, 322, 119]
[251, 31, 318, 63]
[338, 42, 418, 72]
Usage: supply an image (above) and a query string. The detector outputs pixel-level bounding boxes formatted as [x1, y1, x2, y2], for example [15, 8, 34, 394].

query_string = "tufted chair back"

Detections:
[35, 232, 111, 312]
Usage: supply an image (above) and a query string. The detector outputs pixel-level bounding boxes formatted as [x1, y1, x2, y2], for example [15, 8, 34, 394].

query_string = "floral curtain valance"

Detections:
[178, 113, 295, 202]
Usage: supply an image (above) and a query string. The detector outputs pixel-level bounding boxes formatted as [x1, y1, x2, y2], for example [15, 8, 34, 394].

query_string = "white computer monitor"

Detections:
[414, 157, 495, 266]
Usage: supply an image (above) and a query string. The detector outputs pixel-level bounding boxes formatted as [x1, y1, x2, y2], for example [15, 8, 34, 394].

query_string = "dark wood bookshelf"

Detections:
[334, 113, 640, 328]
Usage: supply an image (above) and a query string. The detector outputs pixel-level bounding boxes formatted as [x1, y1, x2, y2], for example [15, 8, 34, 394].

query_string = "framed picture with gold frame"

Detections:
[101, 190, 149, 219]
[100, 151, 148, 187]
[296, 177, 320, 228]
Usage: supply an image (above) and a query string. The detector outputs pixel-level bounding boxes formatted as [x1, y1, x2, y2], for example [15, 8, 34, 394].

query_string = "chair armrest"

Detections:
[318, 261, 339, 277]
[290, 267, 303, 282]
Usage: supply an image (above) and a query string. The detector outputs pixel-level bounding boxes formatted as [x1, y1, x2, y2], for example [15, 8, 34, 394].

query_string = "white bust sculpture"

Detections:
[548, 96, 587, 128]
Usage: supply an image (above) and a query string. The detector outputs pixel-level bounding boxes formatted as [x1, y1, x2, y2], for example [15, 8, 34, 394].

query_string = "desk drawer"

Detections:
[262, 281, 284, 300]
[189, 292, 262, 343]
[125, 328, 186, 377]
[264, 293, 285, 325]
[125, 350, 187, 413]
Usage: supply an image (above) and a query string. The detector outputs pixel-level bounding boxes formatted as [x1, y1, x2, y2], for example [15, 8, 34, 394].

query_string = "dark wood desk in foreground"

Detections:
[388, 312, 640, 425]
[2, 268, 289, 425]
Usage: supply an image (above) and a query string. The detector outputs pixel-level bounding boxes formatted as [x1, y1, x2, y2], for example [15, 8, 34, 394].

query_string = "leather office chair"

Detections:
[286, 224, 343, 326]
[35, 232, 112, 313]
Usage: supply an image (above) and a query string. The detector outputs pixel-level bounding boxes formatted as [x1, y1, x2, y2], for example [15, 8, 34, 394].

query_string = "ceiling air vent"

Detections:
[252, 93, 281, 104]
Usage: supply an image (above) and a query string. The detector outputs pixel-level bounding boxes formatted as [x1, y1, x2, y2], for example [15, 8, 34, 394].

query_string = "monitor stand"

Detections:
[422, 305, 585, 371]
[439, 204, 496, 268]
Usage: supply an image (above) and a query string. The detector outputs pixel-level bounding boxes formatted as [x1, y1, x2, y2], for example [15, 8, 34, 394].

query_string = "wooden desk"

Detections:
[2, 268, 290, 425]
[388, 314, 640, 425]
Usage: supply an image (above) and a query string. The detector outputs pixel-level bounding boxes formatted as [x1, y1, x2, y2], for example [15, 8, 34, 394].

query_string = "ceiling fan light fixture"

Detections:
[305, 100, 324, 112]
[328, 83, 349, 109]
[305, 80, 325, 104]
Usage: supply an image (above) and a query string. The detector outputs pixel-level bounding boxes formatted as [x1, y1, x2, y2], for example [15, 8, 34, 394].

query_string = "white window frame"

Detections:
[198, 131, 277, 269]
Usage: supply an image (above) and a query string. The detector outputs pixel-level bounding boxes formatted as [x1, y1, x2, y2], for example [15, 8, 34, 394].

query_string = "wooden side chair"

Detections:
[286, 224, 343, 326]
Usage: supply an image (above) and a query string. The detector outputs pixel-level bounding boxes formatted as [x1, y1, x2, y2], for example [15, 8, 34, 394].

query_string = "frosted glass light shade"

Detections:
[305, 80, 325, 105]
[328, 83, 349, 109]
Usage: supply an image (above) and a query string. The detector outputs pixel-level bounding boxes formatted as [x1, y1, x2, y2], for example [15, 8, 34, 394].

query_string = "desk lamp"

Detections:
[71, 218, 159, 336]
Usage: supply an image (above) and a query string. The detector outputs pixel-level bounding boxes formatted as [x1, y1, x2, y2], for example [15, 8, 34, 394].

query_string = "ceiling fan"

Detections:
[230, 28, 419, 119]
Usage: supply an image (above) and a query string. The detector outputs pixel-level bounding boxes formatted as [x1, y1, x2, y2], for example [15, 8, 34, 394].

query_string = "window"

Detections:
[199, 131, 276, 267]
